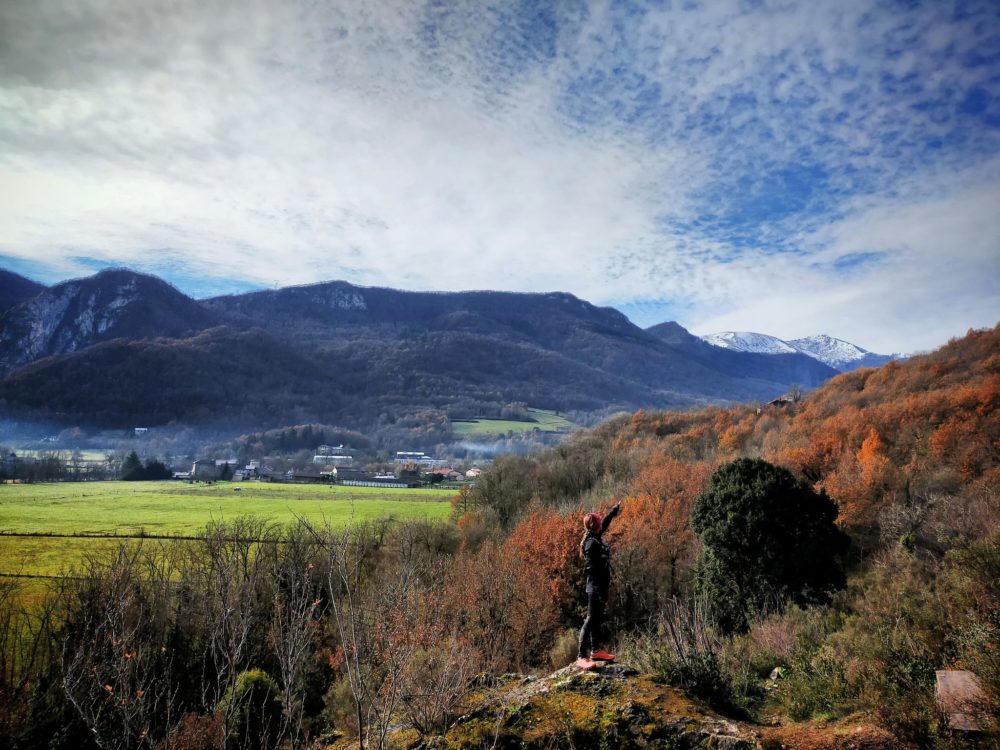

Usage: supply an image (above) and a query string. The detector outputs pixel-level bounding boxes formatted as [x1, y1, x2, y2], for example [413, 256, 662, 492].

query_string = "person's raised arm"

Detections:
[599, 502, 622, 535]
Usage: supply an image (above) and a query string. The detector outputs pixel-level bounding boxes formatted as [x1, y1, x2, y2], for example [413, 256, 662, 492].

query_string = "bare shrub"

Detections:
[265, 525, 325, 749]
[158, 712, 223, 750]
[303, 518, 418, 750]
[180, 517, 278, 717]
[60, 541, 179, 750]
[547, 629, 579, 671]
[398, 635, 477, 737]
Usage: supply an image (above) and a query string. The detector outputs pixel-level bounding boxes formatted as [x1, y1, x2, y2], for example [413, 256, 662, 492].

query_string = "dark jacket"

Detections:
[582, 504, 620, 595]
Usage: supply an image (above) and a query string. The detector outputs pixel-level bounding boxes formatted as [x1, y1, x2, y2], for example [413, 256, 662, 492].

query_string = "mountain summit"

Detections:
[701, 330, 901, 372]
[700, 331, 797, 355]
[787, 334, 901, 371]
[0, 269, 217, 377]
[0, 269, 46, 313]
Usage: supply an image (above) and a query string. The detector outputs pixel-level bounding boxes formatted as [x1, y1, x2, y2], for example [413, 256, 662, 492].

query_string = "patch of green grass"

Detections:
[12, 448, 110, 461]
[0, 536, 122, 577]
[451, 408, 578, 437]
[0, 481, 455, 577]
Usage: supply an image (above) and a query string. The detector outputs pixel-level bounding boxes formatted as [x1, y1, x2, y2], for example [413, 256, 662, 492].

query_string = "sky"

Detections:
[1, 0, 998, 354]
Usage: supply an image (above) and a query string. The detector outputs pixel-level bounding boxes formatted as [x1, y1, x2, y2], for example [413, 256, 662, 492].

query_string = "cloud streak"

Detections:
[0, 0, 997, 352]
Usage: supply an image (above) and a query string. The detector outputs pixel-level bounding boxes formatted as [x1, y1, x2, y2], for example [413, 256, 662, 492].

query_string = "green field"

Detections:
[0, 480, 455, 578]
[451, 408, 578, 437]
[13, 448, 110, 461]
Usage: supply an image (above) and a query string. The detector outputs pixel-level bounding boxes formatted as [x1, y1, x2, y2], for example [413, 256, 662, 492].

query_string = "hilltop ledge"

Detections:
[385, 663, 756, 749]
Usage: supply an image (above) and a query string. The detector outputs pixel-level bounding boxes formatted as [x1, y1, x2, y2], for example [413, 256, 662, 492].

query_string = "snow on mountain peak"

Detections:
[787, 334, 869, 365]
[699, 330, 900, 371]
[701, 331, 798, 354]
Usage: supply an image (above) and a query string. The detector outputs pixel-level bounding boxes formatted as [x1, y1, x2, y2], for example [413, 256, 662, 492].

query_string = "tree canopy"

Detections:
[692, 457, 849, 633]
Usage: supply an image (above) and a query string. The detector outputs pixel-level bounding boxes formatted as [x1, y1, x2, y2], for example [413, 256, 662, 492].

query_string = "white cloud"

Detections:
[689, 165, 1000, 352]
[0, 0, 997, 353]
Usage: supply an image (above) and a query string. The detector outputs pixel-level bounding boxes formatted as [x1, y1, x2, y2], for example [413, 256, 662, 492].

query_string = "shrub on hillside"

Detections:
[217, 668, 282, 750]
[621, 600, 747, 716]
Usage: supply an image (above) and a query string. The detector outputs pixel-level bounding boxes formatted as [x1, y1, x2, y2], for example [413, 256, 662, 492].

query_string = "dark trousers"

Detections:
[578, 590, 606, 657]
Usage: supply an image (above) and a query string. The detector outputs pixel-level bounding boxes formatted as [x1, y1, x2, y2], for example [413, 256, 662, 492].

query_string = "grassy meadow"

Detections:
[451, 407, 578, 437]
[0, 480, 455, 578]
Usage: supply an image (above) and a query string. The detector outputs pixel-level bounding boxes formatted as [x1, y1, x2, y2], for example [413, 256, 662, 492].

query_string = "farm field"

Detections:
[451, 407, 578, 437]
[0, 480, 455, 578]
[13, 448, 111, 461]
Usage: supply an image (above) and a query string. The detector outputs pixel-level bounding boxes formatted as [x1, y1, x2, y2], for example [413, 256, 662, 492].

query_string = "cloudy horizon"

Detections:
[1, 0, 998, 354]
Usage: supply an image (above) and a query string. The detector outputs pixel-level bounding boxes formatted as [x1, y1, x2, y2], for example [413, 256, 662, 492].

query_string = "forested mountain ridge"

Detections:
[1, 268, 837, 429]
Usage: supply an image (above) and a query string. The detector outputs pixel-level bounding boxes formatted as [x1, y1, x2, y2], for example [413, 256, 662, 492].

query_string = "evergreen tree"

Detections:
[121, 450, 144, 481]
[143, 459, 172, 480]
[692, 458, 849, 633]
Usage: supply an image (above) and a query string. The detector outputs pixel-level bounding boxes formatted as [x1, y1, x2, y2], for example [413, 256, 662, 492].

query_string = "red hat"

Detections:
[583, 512, 602, 532]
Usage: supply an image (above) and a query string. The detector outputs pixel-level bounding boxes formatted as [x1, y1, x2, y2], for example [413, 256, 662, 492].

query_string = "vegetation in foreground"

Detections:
[0, 325, 997, 749]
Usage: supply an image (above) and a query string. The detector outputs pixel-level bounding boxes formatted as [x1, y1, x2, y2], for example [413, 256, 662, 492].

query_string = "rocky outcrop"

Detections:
[389, 664, 759, 749]
[0, 268, 216, 377]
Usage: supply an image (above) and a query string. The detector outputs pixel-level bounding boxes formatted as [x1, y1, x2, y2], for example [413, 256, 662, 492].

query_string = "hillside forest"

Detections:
[0, 325, 997, 749]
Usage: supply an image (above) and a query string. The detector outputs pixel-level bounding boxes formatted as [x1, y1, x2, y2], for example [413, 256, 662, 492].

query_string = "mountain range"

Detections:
[0, 267, 875, 431]
[700, 330, 902, 371]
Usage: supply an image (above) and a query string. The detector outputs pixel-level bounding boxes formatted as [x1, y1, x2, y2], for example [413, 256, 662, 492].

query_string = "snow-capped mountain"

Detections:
[700, 331, 798, 355]
[787, 335, 897, 371]
[701, 331, 902, 372]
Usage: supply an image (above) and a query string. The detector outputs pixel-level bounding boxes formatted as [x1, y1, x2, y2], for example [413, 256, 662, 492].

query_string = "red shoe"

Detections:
[574, 657, 597, 670]
[591, 650, 616, 662]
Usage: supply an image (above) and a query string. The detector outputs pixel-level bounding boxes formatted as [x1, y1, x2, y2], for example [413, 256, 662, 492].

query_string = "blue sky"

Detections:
[1, 0, 998, 353]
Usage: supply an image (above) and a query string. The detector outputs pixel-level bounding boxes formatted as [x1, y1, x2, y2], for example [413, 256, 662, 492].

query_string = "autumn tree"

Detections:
[611, 457, 711, 623]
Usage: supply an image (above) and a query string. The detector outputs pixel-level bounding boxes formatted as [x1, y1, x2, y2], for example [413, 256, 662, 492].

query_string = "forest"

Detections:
[0, 325, 997, 748]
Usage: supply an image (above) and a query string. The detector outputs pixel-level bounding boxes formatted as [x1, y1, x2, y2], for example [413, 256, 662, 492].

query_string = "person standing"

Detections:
[577, 501, 621, 664]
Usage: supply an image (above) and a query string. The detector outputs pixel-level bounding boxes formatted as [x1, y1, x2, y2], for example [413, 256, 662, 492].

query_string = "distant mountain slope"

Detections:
[701, 330, 797, 354]
[0, 270, 847, 429]
[0, 327, 338, 428]
[645, 322, 838, 387]
[0, 269, 218, 377]
[207, 281, 833, 402]
[788, 334, 899, 370]
[204, 283, 642, 348]
[701, 329, 901, 372]
[0, 269, 46, 312]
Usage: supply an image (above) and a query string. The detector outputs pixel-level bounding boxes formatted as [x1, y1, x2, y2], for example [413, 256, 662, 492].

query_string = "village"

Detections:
[179, 447, 485, 488]
[0, 442, 486, 488]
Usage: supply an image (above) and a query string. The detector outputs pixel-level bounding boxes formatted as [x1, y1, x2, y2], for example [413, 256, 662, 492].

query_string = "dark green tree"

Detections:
[692, 458, 849, 633]
[143, 459, 172, 480]
[121, 450, 144, 481]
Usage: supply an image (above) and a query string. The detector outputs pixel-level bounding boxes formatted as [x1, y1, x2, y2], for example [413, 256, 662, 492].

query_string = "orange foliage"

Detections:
[505, 508, 583, 618]
[609, 457, 712, 614]
[443, 538, 561, 672]
[599, 324, 1000, 533]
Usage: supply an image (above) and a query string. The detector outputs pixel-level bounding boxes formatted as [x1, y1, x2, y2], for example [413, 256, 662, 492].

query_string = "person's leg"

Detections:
[589, 592, 605, 652]
[578, 591, 597, 658]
